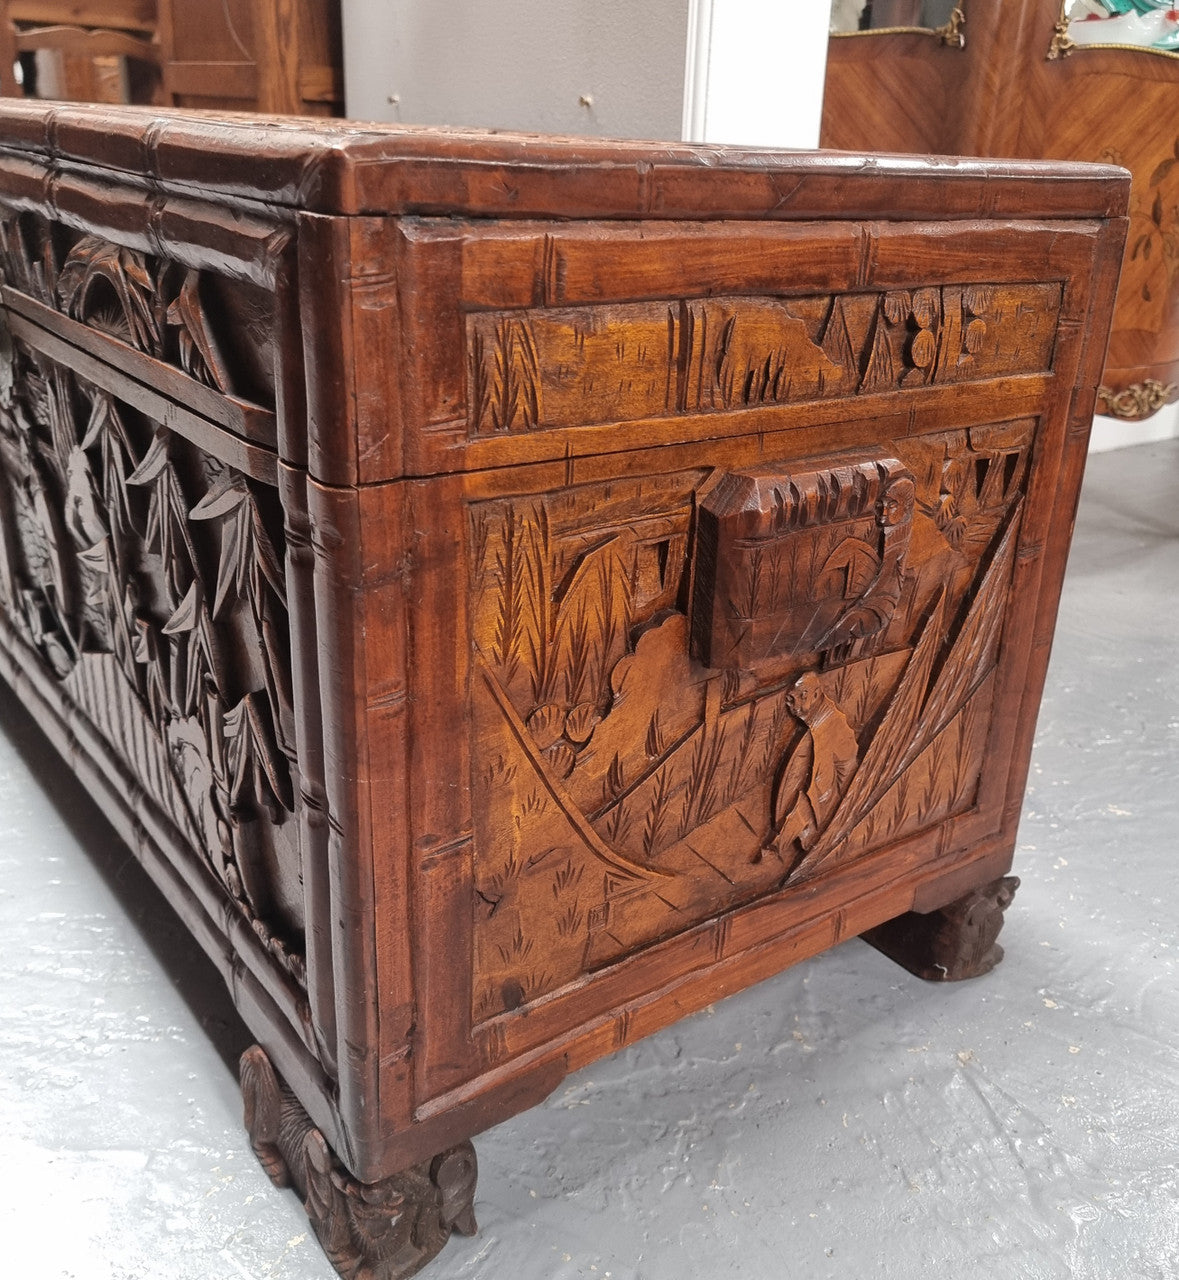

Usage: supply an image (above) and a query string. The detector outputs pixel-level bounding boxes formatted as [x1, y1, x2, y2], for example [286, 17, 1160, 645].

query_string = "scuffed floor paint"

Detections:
[1, 440, 1176, 1280]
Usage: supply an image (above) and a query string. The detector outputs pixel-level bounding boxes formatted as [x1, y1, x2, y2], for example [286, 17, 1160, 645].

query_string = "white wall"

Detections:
[1089, 402, 1179, 453]
[344, 1, 830, 147]
[683, 0, 830, 147]
[344, 0, 688, 140]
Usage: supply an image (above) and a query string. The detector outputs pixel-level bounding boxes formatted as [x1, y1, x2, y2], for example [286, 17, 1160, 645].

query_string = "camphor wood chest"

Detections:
[0, 102, 1127, 1279]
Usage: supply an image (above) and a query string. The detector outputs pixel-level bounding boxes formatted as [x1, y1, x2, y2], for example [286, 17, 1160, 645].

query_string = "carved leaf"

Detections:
[191, 471, 284, 617]
[125, 429, 172, 486]
[527, 704, 565, 750]
[166, 270, 232, 393]
[224, 690, 294, 814]
[964, 319, 987, 355]
[910, 328, 937, 369]
[162, 579, 202, 635]
[564, 702, 600, 746]
[189, 470, 248, 521]
[911, 289, 939, 330]
[57, 237, 162, 357]
[883, 292, 911, 324]
[162, 589, 216, 720]
[822, 538, 880, 598]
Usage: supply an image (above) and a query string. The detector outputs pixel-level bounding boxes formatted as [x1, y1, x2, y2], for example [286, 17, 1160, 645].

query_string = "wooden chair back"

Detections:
[0, 0, 160, 103]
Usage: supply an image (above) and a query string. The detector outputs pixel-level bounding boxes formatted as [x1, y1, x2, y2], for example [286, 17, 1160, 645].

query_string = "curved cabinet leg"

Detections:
[860, 875, 1020, 981]
[240, 1046, 477, 1280]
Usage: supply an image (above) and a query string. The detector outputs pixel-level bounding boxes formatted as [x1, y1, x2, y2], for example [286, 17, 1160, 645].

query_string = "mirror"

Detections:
[830, 1, 962, 34]
[1055, 1, 1179, 55]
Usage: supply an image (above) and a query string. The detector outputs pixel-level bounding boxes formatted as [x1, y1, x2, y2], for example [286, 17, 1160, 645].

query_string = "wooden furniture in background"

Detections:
[823, 0, 1179, 420]
[157, 0, 342, 115]
[0, 101, 1127, 1279]
[0, 1, 343, 116]
[0, 1, 160, 103]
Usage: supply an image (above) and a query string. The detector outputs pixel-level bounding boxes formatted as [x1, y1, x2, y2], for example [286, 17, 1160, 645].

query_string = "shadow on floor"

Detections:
[0, 676, 253, 1074]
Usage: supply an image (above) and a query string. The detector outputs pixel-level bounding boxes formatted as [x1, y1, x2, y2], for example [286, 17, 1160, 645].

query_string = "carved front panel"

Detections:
[469, 420, 1032, 1020]
[0, 249, 302, 978]
[467, 284, 1062, 435]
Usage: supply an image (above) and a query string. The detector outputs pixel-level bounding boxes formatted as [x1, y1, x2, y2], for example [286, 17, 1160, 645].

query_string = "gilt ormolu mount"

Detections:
[0, 102, 1127, 1279]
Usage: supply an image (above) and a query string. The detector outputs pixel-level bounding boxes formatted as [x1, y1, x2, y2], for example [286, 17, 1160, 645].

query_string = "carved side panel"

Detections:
[469, 420, 1034, 1019]
[0, 320, 303, 977]
[467, 283, 1062, 434]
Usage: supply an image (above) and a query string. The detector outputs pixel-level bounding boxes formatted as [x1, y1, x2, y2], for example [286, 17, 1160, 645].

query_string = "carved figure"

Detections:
[819, 472, 915, 658]
[765, 672, 859, 864]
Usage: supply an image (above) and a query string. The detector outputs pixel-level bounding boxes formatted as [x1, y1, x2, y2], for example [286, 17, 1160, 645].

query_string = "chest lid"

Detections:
[0, 102, 1129, 486]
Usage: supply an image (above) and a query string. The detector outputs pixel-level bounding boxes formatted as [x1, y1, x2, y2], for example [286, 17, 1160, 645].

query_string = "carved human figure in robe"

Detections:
[819, 473, 915, 658]
[765, 672, 858, 865]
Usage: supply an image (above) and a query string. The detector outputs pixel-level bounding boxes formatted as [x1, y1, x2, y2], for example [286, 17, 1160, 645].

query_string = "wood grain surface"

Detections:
[0, 101, 1128, 1280]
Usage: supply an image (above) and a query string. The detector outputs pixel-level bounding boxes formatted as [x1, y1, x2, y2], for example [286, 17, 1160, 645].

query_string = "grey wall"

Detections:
[344, 0, 688, 139]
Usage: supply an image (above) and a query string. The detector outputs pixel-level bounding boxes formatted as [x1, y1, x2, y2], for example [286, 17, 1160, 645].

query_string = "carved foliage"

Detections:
[0, 320, 301, 975]
[0, 210, 272, 404]
[467, 283, 1062, 434]
[1097, 378, 1179, 419]
[241, 1045, 477, 1280]
[469, 422, 1034, 1020]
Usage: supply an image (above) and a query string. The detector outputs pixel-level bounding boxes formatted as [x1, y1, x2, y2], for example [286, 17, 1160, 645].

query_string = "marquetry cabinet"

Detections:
[824, 0, 1179, 419]
[0, 101, 1127, 1280]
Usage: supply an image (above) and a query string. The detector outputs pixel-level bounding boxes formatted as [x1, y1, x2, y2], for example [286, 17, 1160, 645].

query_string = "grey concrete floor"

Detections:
[1, 440, 1177, 1280]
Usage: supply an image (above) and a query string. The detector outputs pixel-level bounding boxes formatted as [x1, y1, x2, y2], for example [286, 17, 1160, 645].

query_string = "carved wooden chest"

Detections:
[0, 102, 1127, 1280]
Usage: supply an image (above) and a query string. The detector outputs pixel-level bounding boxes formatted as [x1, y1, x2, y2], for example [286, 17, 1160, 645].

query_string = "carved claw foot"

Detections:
[860, 875, 1020, 981]
[240, 1046, 477, 1280]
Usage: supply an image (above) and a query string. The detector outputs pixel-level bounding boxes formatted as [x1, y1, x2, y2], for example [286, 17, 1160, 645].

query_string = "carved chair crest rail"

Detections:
[0, 100, 1128, 1280]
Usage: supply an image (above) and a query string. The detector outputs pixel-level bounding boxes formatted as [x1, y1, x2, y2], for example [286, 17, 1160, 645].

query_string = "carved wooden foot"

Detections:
[240, 1046, 477, 1280]
[860, 875, 1020, 981]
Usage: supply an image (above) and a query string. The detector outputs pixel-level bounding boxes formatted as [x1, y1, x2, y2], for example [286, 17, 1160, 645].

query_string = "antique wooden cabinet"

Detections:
[824, 0, 1179, 419]
[0, 102, 1126, 1279]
